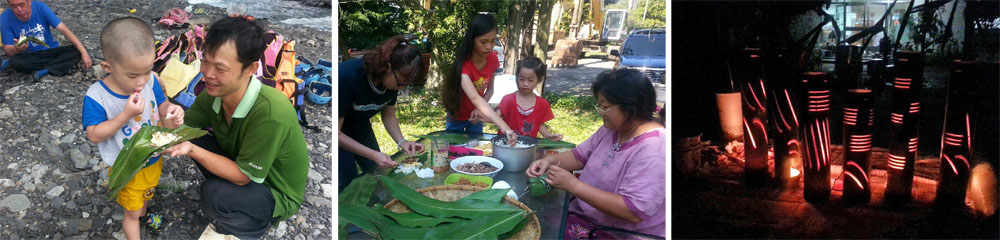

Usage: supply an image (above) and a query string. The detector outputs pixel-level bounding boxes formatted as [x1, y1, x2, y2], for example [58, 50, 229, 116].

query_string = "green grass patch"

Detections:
[370, 92, 602, 154]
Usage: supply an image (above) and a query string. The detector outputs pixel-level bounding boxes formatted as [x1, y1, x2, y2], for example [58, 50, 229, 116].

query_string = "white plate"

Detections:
[450, 156, 503, 178]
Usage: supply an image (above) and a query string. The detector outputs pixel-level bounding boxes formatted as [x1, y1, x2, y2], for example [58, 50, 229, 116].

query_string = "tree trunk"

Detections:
[570, 0, 584, 38]
[535, 0, 556, 61]
[504, 1, 524, 75]
[520, 0, 538, 60]
[535, 0, 556, 95]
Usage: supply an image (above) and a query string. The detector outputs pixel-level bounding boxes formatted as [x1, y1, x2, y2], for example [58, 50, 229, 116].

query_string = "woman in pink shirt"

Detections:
[526, 69, 665, 239]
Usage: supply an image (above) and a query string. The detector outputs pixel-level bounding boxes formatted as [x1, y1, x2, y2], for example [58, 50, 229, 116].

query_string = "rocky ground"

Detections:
[0, 0, 333, 239]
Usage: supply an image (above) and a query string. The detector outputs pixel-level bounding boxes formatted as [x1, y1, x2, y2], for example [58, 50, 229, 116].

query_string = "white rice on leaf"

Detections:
[150, 131, 180, 147]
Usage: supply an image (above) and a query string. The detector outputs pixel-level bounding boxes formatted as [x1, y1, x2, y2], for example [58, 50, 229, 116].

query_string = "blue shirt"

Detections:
[82, 74, 167, 166]
[1, 1, 61, 52]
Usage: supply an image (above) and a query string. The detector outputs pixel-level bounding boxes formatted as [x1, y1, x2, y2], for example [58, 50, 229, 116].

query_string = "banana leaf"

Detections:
[379, 176, 520, 219]
[426, 210, 527, 239]
[459, 189, 511, 203]
[339, 174, 377, 206]
[413, 133, 470, 144]
[529, 175, 552, 197]
[375, 204, 463, 227]
[15, 35, 48, 47]
[106, 126, 207, 200]
[498, 216, 532, 239]
[537, 139, 576, 149]
[340, 202, 413, 238]
[342, 202, 462, 239]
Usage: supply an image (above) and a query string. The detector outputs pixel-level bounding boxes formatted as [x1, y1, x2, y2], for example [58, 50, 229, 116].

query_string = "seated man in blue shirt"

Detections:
[1, 0, 92, 80]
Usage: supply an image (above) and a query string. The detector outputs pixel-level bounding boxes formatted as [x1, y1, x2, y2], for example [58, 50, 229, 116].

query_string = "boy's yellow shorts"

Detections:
[109, 159, 162, 211]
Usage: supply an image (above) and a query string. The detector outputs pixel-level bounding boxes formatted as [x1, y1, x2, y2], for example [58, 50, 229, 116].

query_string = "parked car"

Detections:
[494, 38, 504, 73]
[610, 28, 666, 84]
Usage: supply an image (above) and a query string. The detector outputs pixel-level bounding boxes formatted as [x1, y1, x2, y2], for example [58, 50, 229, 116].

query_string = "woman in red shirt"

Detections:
[441, 13, 517, 143]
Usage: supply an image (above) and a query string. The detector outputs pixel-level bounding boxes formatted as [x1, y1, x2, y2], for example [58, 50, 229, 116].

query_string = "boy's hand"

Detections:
[545, 134, 564, 142]
[165, 104, 184, 126]
[123, 93, 145, 119]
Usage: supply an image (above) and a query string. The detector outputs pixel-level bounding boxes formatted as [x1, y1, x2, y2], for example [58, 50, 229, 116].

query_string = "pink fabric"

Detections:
[158, 8, 189, 26]
[567, 127, 666, 237]
[564, 213, 615, 240]
[448, 146, 483, 159]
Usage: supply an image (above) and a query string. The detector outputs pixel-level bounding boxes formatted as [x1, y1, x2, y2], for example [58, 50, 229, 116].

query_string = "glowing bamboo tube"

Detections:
[801, 72, 831, 202]
[936, 60, 978, 209]
[843, 89, 873, 204]
[766, 49, 799, 183]
[740, 48, 768, 186]
[885, 51, 925, 204]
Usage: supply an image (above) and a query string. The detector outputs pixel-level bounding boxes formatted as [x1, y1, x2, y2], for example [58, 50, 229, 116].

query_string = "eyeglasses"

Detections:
[393, 70, 414, 90]
[596, 105, 618, 114]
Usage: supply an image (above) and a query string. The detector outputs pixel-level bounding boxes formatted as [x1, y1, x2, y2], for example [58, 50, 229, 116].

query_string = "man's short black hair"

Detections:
[100, 17, 154, 63]
[203, 16, 266, 69]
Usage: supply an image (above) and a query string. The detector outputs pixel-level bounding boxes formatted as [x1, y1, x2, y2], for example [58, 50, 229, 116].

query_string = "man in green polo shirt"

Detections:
[162, 16, 308, 238]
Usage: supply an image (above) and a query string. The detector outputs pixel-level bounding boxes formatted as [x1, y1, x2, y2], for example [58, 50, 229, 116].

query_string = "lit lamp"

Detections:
[843, 89, 874, 204]
[717, 92, 744, 142]
[885, 51, 925, 204]
[801, 72, 832, 203]
[767, 48, 799, 183]
[740, 48, 769, 186]
[936, 60, 977, 209]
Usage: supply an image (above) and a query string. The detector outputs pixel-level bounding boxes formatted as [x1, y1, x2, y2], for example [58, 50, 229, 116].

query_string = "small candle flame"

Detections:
[790, 168, 801, 178]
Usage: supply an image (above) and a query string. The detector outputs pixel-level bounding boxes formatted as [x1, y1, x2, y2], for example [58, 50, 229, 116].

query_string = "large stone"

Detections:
[1, 194, 31, 212]
[60, 133, 77, 145]
[307, 169, 324, 182]
[0, 178, 14, 188]
[71, 149, 89, 169]
[46, 145, 63, 158]
[320, 184, 334, 198]
[79, 144, 92, 156]
[46, 185, 65, 197]
[295, 215, 306, 226]
[274, 221, 288, 238]
[79, 219, 93, 232]
[305, 196, 331, 209]
[0, 109, 12, 119]
[92, 64, 105, 78]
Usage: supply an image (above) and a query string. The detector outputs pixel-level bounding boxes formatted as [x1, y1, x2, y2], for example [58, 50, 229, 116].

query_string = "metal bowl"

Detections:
[491, 135, 538, 172]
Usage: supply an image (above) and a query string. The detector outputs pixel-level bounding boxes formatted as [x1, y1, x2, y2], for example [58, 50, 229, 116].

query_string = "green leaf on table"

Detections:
[498, 215, 532, 239]
[375, 204, 463, 227]
[343, 202, 458, 239]
[427, 210, 527, 239]
[379, 176, 520, 219]
[107, 126, 207, 201]
[413, 133, 470, 144]
[339, 174, 377, 206]
[459, 189, 510, 203]
[537, 138, 577, 148]
[339, 202, 403, 237]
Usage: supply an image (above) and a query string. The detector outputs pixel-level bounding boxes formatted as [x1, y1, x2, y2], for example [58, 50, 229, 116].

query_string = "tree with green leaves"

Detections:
[338, 1, 411, 59]
[395, 0, 511, 93]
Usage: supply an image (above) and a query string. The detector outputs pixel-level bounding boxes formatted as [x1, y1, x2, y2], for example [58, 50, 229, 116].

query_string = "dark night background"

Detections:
[671, 0, 999, 238]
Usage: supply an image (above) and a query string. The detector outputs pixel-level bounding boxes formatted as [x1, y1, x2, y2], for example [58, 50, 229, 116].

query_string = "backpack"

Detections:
[253, 32, 316, 130]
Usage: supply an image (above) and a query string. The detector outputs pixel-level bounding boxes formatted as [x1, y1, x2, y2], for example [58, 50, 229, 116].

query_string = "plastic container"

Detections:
[444, 173, 494, 188]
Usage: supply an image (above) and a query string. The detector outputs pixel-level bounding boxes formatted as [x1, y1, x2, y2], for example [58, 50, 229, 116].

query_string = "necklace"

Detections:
[367, 74, 386, 94]
[606, 127, 662, 167]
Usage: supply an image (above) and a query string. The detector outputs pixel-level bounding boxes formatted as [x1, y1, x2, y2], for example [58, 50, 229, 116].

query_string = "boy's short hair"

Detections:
[100, 17, 154, 63]
[203, 16, 266, 70]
